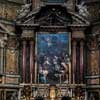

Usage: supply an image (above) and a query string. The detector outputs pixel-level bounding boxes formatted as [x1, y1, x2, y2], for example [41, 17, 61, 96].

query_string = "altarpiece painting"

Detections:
[37, 32, 70, 84]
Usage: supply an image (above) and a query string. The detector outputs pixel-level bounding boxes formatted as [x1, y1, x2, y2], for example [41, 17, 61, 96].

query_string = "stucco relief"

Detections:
[76, 2, 90, 18]
[87, 38, 99, 76]
[88, 3, 100, 21]
[6, 5, 17, 19]
[6, 39, 18, 74]
[6, 49, 18, 74]
[90, 51, 99, 75]
[0, 3, 19, 19]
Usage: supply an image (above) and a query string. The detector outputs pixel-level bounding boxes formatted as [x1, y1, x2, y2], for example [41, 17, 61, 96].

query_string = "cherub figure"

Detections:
[17, 3, 31, 19]
[76, 2, 90, 17]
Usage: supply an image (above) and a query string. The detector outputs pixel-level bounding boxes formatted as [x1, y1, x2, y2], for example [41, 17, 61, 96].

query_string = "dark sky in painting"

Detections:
[37, 33, 69, 56]
[37, 33, 69, 84]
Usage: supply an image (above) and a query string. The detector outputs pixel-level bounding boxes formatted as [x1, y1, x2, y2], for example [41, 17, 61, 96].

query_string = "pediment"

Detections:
[16, 5, 90, 27]
[0, 23, 7, 34]
[0, 23, 15, 35]
[70, 12, 90, 26]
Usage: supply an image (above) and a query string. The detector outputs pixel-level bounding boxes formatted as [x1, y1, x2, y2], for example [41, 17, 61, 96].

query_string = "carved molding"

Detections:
[6, 37, 18, 49]
[22, 30, 34, 38]
[87, 36, 98, 50]
[0, 34, 7, 48]
[72, 30, 85, 39]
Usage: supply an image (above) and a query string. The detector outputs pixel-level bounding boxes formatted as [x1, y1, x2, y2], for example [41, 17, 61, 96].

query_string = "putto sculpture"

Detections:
[76, 2, 90, 18]
[17, 3, 31, 19]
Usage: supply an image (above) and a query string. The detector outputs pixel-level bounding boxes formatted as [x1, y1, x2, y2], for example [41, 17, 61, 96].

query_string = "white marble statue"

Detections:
[0, 37, 7, 47]
[77, 2, 90, 18]
[17, 3, 31, 19]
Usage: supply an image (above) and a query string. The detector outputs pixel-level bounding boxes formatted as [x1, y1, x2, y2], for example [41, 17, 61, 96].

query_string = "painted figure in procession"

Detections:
[37, 33, 70, 84]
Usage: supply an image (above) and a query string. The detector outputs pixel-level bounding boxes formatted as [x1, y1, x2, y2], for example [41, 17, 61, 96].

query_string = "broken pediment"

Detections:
[34, 5, 72, 26]
[16, 5, 90, 27]
[0, 23, 8, 34]
[0, 23, 15, 35]
[70, 12, 90, 26]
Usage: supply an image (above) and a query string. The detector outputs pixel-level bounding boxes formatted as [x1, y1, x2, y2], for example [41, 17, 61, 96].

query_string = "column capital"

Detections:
[22, 40, 27, 45]
[72, 30, 85, 39]
[71, 27, 86, 31]
[80, 40, 84, 45]
[22, 29, 34, 38]
[0, 38, 7, 48]
[72, 40, 77, 46]
[29, 40, 34, 44]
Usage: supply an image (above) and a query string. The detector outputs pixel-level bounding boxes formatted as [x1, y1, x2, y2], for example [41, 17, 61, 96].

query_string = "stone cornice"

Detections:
[7, 0, 24, 5]
[84, 0, 100, 4]
[86, 85, 100, 89]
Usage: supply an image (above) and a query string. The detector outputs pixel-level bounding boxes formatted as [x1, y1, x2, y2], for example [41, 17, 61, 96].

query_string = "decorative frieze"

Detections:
[72, 30, 85, 39]
[4, 75, 20, 84]
[22, 30, 34, 38]
[0, 2, 20, 20]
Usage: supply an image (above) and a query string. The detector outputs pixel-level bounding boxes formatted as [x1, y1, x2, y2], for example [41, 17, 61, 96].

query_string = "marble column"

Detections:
[0, 48, 3, 74]
[80, 40, 84, 83]
[18, 89, 21, 100]
[4, 91, 6, 100]
[30, 41, 34, 83]
[22, 41, 27, 83]
[0, 39, 5, 74]
[32, 0, 40, 9]
[84, 90, 88, 100]
[32, 0, 35, 8]
[24, 0, 28, 4]
[72, 40, 77, 84]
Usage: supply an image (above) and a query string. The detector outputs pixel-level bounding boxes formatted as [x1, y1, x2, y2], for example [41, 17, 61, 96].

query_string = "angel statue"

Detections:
[16, 3, 31, 20]
[76, 2, 90, 18]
